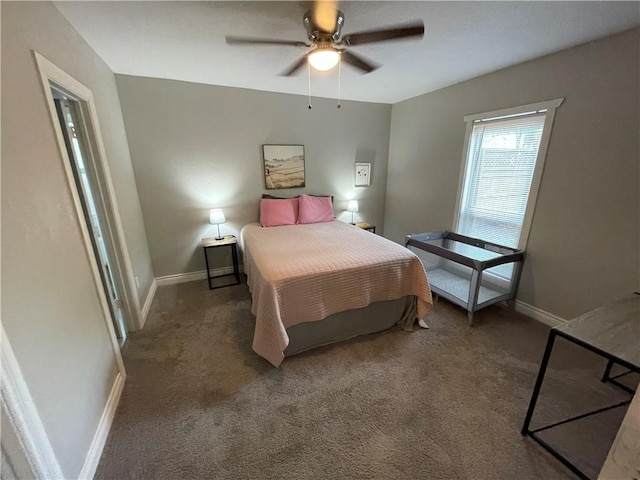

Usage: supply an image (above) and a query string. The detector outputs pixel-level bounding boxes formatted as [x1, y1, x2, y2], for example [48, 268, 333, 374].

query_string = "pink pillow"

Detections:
[298, 194, 335, 224]
[260, 198, 299, 227]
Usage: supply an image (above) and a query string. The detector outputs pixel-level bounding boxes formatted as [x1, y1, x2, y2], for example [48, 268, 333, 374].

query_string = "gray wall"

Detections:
[115, 75, 392, 277]
[1, 2, 153, 476]
[385, 28, 640, 320]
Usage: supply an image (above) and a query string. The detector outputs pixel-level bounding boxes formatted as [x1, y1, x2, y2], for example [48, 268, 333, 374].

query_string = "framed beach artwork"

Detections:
[355, 163, 371, 187]
[263, 145, 305, 190]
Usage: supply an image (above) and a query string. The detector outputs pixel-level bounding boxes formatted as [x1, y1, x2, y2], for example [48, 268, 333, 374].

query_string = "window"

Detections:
[455, 99, 563, 253]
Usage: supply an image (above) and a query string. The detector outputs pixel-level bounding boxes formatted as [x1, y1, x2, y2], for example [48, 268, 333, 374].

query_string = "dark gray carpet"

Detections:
[95, 281, 634, 479]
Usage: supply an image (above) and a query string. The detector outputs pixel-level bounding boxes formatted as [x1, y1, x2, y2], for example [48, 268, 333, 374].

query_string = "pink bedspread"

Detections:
[240, 221, 433, 366]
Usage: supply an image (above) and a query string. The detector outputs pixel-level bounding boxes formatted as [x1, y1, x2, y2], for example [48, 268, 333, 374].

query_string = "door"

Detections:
[53, 94, 128, 344]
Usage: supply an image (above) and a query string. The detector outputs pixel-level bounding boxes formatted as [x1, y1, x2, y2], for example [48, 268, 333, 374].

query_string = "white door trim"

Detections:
[33, 51, 127, 371]
[33, 50, 132, 480]
[33, 50, 144, 333]
[0, 326, 64, 479]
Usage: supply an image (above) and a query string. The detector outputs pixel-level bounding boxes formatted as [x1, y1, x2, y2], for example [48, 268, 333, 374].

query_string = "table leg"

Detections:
[231, 243, 240, 284]
[601, 359, 614, 383]
[204, 247, 213, 290]
[522, 329, 557, 435]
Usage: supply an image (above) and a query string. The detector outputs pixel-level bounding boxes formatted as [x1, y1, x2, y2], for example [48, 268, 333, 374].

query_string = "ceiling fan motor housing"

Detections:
[225, 9, 424, 77]
[303, 9, 344, 43]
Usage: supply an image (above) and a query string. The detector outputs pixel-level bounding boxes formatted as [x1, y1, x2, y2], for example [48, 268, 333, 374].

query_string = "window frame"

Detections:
[453, 98, 564, 251]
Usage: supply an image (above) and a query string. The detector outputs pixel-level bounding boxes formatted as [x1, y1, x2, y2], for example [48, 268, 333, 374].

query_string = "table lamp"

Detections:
[347, 200, 359, 225]
[209, 208, 226, 240]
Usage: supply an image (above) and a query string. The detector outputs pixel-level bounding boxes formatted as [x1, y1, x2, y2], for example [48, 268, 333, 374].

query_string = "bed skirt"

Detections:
[284, 296, 418, 357]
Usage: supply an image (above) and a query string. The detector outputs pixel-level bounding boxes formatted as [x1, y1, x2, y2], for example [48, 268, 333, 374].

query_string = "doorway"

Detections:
[51, 91, 128, 344]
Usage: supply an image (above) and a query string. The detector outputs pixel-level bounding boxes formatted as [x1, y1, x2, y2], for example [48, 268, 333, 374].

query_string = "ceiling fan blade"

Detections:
[225, 36, 308, 47]
[341, 50, 379, 74]
[342, 22, 424, 46]
[312, 0, 338, 33]
[279, 55, 309, 76]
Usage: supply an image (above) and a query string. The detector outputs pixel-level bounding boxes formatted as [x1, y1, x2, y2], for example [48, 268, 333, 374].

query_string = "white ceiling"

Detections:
[54, 1, 640, 104]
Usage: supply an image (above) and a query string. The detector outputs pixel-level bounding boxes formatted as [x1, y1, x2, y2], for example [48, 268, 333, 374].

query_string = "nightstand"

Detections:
[356, 222, 376, 233]
[202, 236, 240, 290]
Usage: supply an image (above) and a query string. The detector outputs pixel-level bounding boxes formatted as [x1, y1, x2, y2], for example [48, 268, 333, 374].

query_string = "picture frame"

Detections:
[355, 162, 371, 187]
[262, 144, 305, 190]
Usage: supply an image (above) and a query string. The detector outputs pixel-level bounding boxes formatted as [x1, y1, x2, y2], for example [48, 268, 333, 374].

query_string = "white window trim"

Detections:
[453, 98, 564, 251]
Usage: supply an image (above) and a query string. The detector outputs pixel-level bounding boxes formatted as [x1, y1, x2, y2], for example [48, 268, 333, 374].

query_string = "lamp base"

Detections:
[214, 224, 223, 241]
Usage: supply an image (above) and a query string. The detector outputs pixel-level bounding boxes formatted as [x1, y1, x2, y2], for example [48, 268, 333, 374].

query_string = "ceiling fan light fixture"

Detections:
[308, 48, 340, 71]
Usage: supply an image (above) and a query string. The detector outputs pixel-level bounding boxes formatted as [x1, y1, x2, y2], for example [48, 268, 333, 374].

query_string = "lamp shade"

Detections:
[308, 48, 340, 71]
[347, 200, 359, 213]
[209, 208, 226, 225]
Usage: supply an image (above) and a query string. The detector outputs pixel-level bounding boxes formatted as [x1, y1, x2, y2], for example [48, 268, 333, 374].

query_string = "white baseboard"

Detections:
[140, 279, 157, 327]
[155, 266, 243, 287]
[155, 270, 207, 286]
[78, 370, 125, 480]
[514, 300, 566, 327]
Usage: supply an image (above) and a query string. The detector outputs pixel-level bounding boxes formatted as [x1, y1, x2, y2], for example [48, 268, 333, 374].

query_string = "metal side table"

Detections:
[521, 294, 640, 480]
[202, 235, 241, 290]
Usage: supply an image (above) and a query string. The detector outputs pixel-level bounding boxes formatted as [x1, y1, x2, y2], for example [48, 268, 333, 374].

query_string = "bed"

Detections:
[240, 219, 433, 366]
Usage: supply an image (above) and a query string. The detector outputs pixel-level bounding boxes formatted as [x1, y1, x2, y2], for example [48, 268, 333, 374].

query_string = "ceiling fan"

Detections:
[225, 1, 424, 76]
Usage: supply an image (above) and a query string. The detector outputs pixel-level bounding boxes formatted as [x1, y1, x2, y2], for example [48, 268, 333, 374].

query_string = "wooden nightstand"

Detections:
[356, 222, 376, 233]
[202, 235, 240, 290]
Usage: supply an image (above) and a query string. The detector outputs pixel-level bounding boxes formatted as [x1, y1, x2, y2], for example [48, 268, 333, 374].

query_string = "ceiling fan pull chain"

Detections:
[337, 55, 342, 109]
[307, 62, 313, 110]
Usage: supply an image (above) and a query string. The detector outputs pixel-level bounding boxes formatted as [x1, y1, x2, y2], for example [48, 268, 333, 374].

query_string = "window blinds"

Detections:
[457, 113, 546, 250]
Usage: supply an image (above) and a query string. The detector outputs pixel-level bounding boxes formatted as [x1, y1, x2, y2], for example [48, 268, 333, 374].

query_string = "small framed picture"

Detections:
[263, 144, 305, 190]
[355, 163, 371, 187]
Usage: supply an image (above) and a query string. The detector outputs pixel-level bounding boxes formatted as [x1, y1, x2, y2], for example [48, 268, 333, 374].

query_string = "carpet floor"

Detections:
[95, 281, 634, 479]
